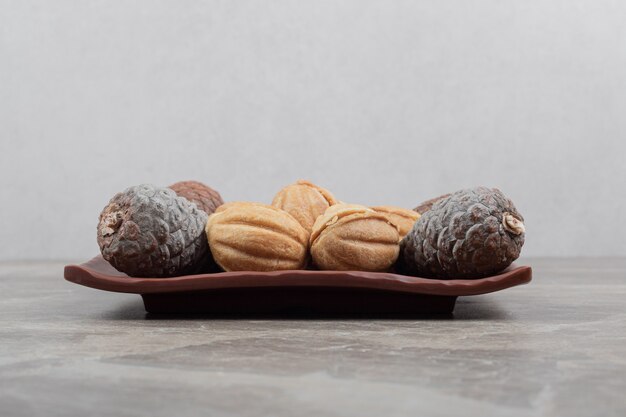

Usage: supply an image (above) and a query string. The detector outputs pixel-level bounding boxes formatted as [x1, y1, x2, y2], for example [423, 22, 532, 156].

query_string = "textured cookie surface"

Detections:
[370, 206, 421, 238]
[206, 202, 309, 272]
[97, 184, 209, 277]
[272, 180, 338, 232]
[310, 203, 371, 243]
[169, 180, 223, 215]
[310, 204, 400, 272]
[401, 187, 525, 279]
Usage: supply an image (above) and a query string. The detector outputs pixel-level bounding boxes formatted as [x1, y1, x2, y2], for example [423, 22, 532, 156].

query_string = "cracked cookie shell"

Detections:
[271, 180, 338, 232]
[310, 204, 400, 272]
[206, 202, 309, 272]
[370, 206, 421, 238]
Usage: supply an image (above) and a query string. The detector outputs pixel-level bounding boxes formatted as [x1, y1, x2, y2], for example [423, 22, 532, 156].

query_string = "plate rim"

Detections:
[64, 255, 532, 297]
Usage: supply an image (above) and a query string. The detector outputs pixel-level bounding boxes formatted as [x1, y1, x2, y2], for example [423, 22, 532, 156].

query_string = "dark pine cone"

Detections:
[169, 180, 224, 215]
[97, 184, 210, 277]
[401, 187, 525, 279]
[413, 193, 451, 215]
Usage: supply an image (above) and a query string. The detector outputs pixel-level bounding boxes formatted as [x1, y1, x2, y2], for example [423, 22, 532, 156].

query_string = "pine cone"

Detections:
[401, 187, 525, 279]
[413, 193, 451, 214]
[169, 180, 223, 215]
[97, 184, 209, 277]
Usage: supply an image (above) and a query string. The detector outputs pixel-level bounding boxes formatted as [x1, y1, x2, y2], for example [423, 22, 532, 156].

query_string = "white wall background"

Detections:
[1, 0, 625, 261]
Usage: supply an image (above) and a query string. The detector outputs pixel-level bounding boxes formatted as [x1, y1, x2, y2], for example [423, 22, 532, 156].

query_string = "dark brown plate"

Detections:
[64, 256, 532, 315]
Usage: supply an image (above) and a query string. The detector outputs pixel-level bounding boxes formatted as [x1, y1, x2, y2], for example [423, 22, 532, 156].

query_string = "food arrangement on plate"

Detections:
[96, 180, 526, 280]
[65, 181, 530, 314]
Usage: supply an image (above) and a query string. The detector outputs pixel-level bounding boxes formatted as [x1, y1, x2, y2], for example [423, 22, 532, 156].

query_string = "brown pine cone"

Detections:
[401, 187, 525, 279]
[97, 184, 210, 277]
[169, 180, 223, 215]
[413, 193, 451, 215]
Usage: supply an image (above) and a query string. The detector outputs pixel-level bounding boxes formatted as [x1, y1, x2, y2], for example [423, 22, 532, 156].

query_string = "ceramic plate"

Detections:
[64, 256, 532, 315]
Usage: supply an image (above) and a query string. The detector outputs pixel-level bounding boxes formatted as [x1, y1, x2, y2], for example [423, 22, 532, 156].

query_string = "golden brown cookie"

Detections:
[271, 180, 338, 232]
[206, 202, 309, 271]
[370, 206, 421, 238]
[310, 204, 400, 272]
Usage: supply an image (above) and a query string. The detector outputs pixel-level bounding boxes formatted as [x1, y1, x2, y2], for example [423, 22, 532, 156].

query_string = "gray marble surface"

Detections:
[0, 258, 625, 417]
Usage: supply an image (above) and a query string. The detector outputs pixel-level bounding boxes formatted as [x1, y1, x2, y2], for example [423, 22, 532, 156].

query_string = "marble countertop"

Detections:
[1, 258, 624, 417]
